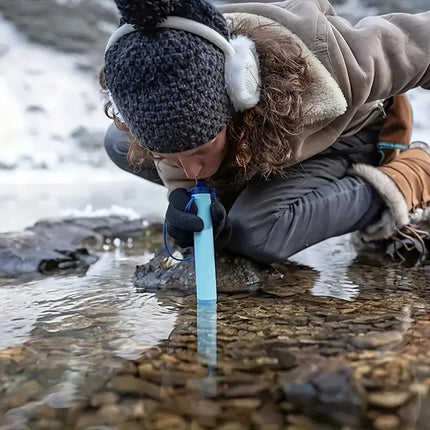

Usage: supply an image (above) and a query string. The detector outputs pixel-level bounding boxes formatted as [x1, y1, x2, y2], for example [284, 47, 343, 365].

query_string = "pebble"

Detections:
[368, 391, 411, 408]
[216, 422, 249, 430]
[90, 391, 119, 407]
[153, 414, 188, 430]
[373, 414, 400, 430]
[351, 331, 403, 349]
[107, 375, 161, 399]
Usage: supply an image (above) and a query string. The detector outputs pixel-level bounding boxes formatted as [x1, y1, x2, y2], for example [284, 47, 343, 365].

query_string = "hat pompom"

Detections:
[114, 0, 174, 28]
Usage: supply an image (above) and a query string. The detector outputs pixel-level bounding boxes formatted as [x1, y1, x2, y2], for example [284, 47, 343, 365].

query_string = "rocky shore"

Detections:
[0, 216, 161, 277]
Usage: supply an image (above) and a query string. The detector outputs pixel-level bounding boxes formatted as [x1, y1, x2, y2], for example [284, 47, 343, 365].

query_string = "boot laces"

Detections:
[386, 224, 429, 264]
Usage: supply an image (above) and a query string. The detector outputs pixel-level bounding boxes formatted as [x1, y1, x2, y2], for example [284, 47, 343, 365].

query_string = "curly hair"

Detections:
[99, 18, 314, 179]
[224, 19, 314, 180]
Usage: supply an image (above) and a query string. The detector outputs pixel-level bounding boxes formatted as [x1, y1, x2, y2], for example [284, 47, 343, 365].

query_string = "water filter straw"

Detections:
[191, 180, 217, 303]
[197, 300, 217, 397]
[197, 300, 217, 367]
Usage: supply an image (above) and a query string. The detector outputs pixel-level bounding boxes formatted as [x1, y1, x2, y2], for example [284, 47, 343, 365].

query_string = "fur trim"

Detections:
[225, 34, 261, 111]
[350, 164, 409, 241]
[410, 207, 430, 223]
[224, 12, 348, 125]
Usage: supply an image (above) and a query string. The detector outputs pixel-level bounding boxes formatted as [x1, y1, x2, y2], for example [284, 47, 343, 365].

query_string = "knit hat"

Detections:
[104, 0, 235, 153]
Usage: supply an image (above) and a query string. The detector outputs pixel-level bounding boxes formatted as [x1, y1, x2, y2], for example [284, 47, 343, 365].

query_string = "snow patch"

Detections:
[0, 14, 110, 170]
[60, 204, 142, 220]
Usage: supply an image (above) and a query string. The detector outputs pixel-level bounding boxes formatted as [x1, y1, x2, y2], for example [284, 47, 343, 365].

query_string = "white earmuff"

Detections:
[105, 16, 261, 112]
[225, 35, 260, 111]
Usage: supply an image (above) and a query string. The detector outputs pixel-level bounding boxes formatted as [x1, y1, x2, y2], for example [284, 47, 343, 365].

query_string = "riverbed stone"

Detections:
[351, 331, 404, 350]
[367, 391, 412, 408]
[373, 414, 401, 430]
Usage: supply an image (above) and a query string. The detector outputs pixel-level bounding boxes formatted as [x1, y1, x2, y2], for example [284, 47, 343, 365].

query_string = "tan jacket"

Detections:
[156, 0, 430, 193]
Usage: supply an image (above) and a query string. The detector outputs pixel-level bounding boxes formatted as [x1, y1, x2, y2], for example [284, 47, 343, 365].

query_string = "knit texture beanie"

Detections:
[104, 0, 234, 153]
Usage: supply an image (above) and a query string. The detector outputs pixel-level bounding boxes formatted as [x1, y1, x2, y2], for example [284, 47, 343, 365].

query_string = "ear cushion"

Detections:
[224, 35, 261, 112]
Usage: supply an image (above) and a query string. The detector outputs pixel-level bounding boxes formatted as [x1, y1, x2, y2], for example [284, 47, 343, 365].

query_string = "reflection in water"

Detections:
[291, 235, 360, 301]
[1, 235, 430, 429]
[197, 301, 218, 397]
[0, 250, 177, 426]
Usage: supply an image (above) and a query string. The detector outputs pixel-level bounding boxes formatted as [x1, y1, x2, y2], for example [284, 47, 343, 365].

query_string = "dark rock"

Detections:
[71, 127, 105, 152]
[350, 331, 404, 350]
[107, 376, 162, 399]
[0, 216, 152, 277]
[263, 343, 297, 369]
[281, 359, 365, 427]
[26, 105, 45, 113]
[133, 248, 282, 294]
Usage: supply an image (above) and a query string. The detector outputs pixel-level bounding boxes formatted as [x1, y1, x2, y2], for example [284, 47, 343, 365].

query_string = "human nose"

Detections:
[178, 157, 204, 180]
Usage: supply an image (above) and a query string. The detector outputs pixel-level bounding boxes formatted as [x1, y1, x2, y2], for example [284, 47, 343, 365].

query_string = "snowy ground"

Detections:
[0, 14, 167, 232]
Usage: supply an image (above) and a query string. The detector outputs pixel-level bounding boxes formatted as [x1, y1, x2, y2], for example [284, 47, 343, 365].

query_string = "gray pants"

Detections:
[104, 123, 386, 263]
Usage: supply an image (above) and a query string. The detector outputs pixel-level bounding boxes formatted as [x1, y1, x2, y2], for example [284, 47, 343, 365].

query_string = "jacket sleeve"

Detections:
[299, 0, 336, 15]
[155, 159, 195, 194]
[254, 0, 337, 16]
[325, 11, 430, 103]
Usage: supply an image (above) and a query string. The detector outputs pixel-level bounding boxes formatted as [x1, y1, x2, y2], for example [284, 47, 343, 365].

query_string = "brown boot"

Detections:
[351, 142, 430, 241]
[377, 93, 413, 164]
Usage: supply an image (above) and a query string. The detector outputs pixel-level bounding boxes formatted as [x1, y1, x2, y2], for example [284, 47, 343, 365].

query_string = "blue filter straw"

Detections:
[191, 180, 217, 303]
[197, 300, 217, 397]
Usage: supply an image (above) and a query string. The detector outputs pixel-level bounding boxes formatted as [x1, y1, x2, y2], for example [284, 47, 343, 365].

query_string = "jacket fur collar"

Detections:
[225, 12, 348, 125]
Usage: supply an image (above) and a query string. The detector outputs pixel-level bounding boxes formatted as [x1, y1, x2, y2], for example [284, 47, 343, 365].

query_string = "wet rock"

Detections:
[368, 391, 412, 408]
[187, 399, 222, 418]
[152, 414, 188, 430]
[115, 362, 138, 376]
[281, 360, 365, 427]
[0, 216, 155, 277]
[90, 392, 119, 407]
[107, 375, 162, 399]
[133, 249, 283, 294]
[216, 423, 249, 430]
[224, 382, 271, 398]
[32, 419, 63, 430]
[117, 399, 146, 419]
[263, 343, 297, 369]
[351, 331, 404, 350]
[0, 231, 97, 277]
[251, 403, 283, 427]
[226, 398, 262, 409]
[373, 414, 401, 430]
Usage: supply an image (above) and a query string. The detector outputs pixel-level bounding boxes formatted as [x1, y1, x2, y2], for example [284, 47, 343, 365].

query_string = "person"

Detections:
[100, 0, 430, 263]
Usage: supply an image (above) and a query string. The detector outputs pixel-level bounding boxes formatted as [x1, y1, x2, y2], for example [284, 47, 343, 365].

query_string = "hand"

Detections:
[165, 188, 232, 249]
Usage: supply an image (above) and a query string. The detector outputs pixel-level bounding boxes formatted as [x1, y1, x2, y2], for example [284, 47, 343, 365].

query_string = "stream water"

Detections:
[1, 0, 430, 428]
[0, 249, 177, 427]
[1, 233, 429, 429]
